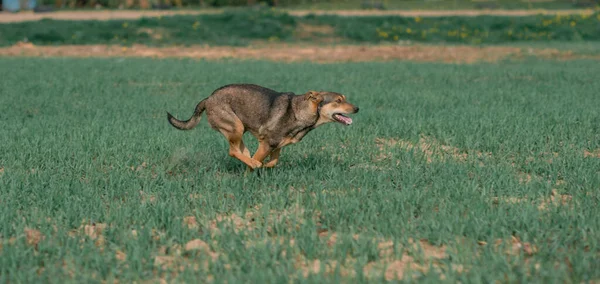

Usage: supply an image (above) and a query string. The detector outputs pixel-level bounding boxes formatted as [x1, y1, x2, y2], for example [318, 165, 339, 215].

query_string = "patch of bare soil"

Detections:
[300, 235, 451, 280]
[67, 222, 108, 249]
[292, 23, 343, 43]
[153, 239, 219, 275]
[584, 148, 600, 158]
[478, 236, 538, 256]
[0, 10, 219, 23]
[375, 135, 491, 163]
[196, 204, 320, 236]
[0, 42, 526, 63]
[491, 189, 574, 211]
[24, 228, 44, 247]
[0, 9, 595, 23]
[0, 42, 600, 64]
[2, 42, 597, 63]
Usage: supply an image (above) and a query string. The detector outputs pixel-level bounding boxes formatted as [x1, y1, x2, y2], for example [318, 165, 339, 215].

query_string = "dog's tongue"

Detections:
[334, 114, 353, 125]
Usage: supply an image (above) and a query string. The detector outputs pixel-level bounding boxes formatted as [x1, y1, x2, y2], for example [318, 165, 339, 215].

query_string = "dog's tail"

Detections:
[167, 99, 207, 130]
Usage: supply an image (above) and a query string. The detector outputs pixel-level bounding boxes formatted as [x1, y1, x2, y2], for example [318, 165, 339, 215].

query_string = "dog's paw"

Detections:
[248, 159, 263, 169]
[263, 160, 278, 168]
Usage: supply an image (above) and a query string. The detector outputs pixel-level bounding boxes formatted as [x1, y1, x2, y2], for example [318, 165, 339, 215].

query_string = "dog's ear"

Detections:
[305, 91, 323, 104]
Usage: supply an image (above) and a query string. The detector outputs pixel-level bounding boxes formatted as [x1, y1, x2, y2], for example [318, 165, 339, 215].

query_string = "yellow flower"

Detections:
[507, 30, 513, 36]
[122, 22, 129, 28]
[597, 14, 600, 20]
[192, 21, 200, 30]
[122, 47, 128, 52]
[415, 16, 422, 23]
[448, 30, 457, 36]
[460, 32, 468, 39]
[406, 28, 412, 34]
[570, 21, 576, 27]
[393, 35, 399, 41]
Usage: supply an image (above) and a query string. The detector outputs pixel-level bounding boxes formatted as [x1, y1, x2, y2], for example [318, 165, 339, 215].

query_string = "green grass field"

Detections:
[3, 10, 600, 46]
[0, 57, 599, 282]
[284, 0, 586, 10]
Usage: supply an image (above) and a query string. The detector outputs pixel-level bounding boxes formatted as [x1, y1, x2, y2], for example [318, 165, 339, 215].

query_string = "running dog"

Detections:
[167, 84, 359, 170]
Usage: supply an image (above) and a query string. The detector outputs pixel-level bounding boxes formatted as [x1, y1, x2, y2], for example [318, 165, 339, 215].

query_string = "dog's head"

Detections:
[304, 91, 359, 127]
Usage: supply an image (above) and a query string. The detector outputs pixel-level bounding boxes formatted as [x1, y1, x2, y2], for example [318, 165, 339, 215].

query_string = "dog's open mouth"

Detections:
[332, 113, 353, 125]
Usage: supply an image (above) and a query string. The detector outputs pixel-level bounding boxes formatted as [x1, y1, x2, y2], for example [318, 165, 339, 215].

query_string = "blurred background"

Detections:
[1, 0, 599, 11]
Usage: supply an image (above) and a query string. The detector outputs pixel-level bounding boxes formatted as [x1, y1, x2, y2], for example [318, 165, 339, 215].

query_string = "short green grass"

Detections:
[283, 0, 593, 10]
[2, 10, 600, 46]
[0, 57, 599, 282]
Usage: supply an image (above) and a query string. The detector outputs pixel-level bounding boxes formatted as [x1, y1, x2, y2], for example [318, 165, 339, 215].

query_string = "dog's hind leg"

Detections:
[239, 140, 255, 172]
[216, 121, 262, 170]
[206, 107, 262, 170]
[252, 141, 273, 165]
[239, 140, 251, 158]
[263, 148, 281, 168]
[223, 132, 262, 169]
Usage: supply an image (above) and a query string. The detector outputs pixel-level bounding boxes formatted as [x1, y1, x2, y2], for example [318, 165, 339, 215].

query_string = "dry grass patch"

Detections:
[478, 236, 538, 256]
[293, 23, 342, 44]
[154, 239, 219, 272]
[183, 216, 198, 229]
[24, 228, 44, 248]
[294, 23, 335, 38]
[584, 148, 600, 158]
[3, 42, 598, 63]
[0, 9, 595, 23]
[116, 250, 127, 262]
[312, 232, 451, 281]
[492, 189, 574, 211]
[375, 135, 490, 163]
[199, 204, 321, 236]
[137, 28, 169, 41]
[0, 43, 521, 64]
[363, 238, 449, 281]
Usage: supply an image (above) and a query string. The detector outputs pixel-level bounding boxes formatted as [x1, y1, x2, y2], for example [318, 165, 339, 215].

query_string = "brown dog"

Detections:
[167, 84, 359, 170]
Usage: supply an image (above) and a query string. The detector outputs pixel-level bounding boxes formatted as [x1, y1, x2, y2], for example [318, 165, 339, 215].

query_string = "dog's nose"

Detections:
[354, 107, 360, 113]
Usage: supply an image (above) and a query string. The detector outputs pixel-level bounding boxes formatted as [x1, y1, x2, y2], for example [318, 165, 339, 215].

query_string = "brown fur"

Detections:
[167, 84, 359, 170]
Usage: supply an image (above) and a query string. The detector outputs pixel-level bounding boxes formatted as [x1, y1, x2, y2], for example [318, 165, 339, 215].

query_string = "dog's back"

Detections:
[205, 84, 295, 133]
